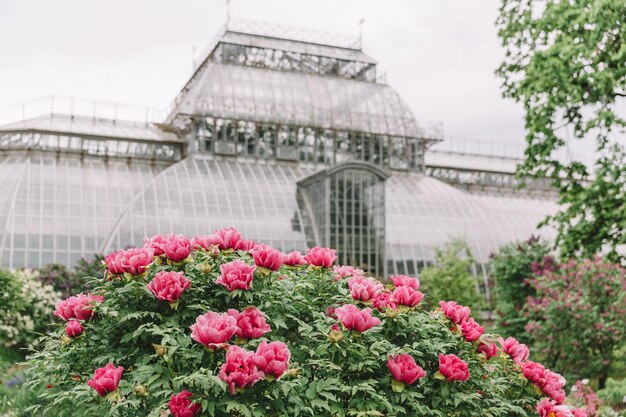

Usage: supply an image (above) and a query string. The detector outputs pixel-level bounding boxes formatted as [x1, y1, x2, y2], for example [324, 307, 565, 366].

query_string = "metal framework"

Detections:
[0, 19, 558, 301]
[297, 162, 388, 275]
[192, 117, 426, 171]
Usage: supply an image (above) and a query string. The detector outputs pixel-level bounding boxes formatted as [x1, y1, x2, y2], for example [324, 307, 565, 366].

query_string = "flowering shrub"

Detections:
[26, 228, 588, 416]
[0, 269, 60, 351]
[525, 258, 626, 389]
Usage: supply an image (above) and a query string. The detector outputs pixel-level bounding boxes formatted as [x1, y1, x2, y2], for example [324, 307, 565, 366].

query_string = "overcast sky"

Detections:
[0, 0, 527, 149]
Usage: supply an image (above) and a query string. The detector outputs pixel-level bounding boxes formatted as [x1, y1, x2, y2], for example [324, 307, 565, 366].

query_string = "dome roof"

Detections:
[102, 155, 556, 276]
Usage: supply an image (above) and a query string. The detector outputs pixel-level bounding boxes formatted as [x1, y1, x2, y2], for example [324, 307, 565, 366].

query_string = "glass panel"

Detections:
[390, 137, 408, 169]
[276, 126, 297, 160]
[335, 131, 352, 163]
[214, 119, 236, 155]
[297, 127, 315, 162]
[257, 124, 276, 157]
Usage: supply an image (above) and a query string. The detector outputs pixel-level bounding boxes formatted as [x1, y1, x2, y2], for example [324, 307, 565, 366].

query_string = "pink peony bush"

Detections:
[27, 227, 587, 417]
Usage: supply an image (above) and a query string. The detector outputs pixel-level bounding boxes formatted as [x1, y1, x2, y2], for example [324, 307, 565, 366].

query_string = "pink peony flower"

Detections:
[542, 370, 566, 404]
[460, 318, 484, 342]
[147, 271, 191, 303]
[54, 293, 104, 321]
[572, 409, 587, 417]
[390, 275, 420, 290]
[144, 234, 167, 256]
[333, 265, 364, 280]
[438, 354, 470, 381]
[106, 247, 154, 275]
[190, 311, 238, 349]
[104, 251, 125, 274]
[499, 336, 530, 364]
[522, 362, 566, 403]
[161, 234, 191, 262]
[392, 286, 424, 307]
[439, 301, 471, 324]
[348, 276, 383, 302]
[335, 304, 381, 333]
[304, 246, 337, 268]
[206, 227, 248, 251]
[190, 235, 213, 251]
[219, 345, 264, 394]
[522, 361, 546, 385]
[227, 307, 271, 339]
[387, 353, 427, 384]
[250, 244, 284, 271]
[477, 342, 498, 359]
[168, 390, 201, 417]
[283, 251, 306, 266]
[65, 320, 83, 337]
[537, 398, 575, 417]
[216, 260, 256, 291]
[86, 363, 124, 397]
[253, 340, 291, 379]
[372, 291, 397, 311]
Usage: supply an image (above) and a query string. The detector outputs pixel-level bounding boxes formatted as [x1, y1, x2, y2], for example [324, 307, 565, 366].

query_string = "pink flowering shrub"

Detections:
[28, 228, 588, 416]
[524, 258, 626, 389]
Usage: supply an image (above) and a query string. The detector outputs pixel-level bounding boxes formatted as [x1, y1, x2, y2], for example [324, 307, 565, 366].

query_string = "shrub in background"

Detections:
[0, 269, 60, 353]
[525, 258, 626, 389]
[37, 254, 103, 298]
[25, 229, 587, 417]
[597, 378, 626, 414]
[418, 239, 485, 313]
[490, 237, 552, 344]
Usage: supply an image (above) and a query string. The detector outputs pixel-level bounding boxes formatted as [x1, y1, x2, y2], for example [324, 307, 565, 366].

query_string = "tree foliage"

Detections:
[496, 0, 626, 262]
[418, 239, 485, 312]
[490, 237, 552, 344]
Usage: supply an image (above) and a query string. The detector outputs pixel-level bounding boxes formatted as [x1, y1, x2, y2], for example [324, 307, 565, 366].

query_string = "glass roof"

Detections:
[220, 31, 376, 64]
[171, 63, 422, 138]
[0, 114, 181, 143]
[102, 155, 556, 277]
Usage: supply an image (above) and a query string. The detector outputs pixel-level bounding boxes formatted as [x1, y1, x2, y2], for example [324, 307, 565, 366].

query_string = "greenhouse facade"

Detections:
[0, 20, 557, 300]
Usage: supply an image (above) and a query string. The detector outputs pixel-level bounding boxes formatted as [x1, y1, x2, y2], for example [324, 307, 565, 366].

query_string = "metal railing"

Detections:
[0, 96, 168, 126]
[430, 136, 525, 160]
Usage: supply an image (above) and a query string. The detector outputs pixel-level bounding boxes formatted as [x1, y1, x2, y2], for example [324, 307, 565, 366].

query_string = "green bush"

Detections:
[418, 239, 485, 312]
[0, 269, 60, 354]
[24, 230, 587, 417]
[598, 378, 626, 413]
[37, 255, 104, 298]
[490, 237, 552, 344]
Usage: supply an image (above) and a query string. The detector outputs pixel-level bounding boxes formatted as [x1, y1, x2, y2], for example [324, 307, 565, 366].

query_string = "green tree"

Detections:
[419, 239, 485, 312]
[490, 237, 552, 344]
[496, 0, 626, 262]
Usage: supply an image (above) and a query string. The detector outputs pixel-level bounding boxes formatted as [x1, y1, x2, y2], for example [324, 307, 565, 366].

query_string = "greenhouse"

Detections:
[0, 20, 557, 297]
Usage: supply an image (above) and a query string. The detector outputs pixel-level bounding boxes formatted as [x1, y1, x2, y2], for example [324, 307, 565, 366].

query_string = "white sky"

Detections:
[0, 0, 527, 148]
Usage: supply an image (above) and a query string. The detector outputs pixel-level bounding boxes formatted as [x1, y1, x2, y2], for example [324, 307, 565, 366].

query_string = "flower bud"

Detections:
[135, 385, 147, 397]
[385, 307, 399, 319]
[152, 344, 167, 357]
[328, 324, 343, 343]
